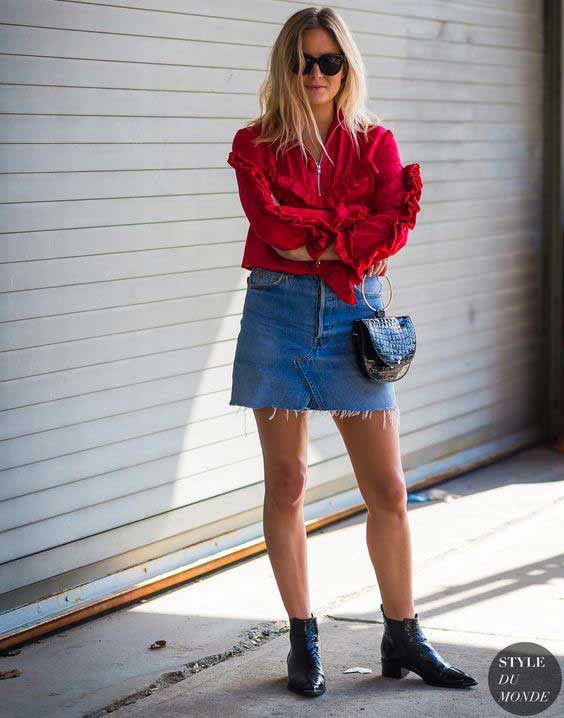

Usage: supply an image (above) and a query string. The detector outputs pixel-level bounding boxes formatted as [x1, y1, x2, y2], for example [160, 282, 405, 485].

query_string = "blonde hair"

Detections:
[246, 6, 381, 165]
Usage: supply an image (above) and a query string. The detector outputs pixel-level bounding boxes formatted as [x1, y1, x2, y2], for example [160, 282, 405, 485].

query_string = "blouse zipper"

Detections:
[304, 121, 339, 266]
[305, 122, 339, 197]
[313, 158, 325, 267]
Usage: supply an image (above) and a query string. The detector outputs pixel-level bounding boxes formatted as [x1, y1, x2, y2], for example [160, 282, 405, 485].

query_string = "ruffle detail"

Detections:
[335, 162, 423, 286]
[227, 149, 336, 243]
[328, 156, 378, 208]
[332, 201, 372, 230]
[399, 162, 423, 228]
[267, 156, 378, 211]
[228, 139, 421, 282]
[333, 226, 356, 268]
[271, 173, 324, 209]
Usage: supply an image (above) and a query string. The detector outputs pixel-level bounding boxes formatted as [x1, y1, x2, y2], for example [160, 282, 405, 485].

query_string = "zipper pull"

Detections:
[316, 161, 321, 195]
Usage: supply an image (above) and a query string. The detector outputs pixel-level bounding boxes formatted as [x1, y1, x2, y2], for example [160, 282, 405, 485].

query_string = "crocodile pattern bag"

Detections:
[351, 274, 416, 383]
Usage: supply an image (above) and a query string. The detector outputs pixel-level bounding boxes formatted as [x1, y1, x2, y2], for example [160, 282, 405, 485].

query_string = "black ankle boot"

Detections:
[380, 603, 478, 688]
[286, 614, 326, 697]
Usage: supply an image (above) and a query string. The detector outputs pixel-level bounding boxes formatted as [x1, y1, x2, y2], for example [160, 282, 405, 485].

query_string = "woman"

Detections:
[227, 6, 477, 698]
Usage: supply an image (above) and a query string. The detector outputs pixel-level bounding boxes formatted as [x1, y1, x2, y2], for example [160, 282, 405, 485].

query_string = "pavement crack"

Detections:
[81, 620, 289, 717]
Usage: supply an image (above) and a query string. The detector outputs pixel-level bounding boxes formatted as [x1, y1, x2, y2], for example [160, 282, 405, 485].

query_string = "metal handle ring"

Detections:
[361, 272, 393, 312]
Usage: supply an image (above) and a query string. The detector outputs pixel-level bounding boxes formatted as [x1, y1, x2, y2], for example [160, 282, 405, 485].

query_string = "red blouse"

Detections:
[227, 107, 423, 305]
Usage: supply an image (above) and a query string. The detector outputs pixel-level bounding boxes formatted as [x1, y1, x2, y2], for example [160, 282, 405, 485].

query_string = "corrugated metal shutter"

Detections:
[0, 0, 545, 620]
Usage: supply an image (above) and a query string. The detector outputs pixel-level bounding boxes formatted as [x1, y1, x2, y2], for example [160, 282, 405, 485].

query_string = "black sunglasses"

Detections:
[291, 53, 346, 76]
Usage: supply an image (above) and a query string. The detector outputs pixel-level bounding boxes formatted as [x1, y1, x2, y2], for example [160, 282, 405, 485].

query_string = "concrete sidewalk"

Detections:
[4, 444, 564, 717]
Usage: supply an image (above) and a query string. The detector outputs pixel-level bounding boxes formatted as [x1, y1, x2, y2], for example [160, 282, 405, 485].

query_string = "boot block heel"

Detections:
[381, 658, 410, 679]
[379, 603, 478, 688]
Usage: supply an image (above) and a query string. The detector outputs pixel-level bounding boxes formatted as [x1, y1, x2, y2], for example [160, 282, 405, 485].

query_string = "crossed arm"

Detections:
[227, 127, 422, 279]
[227, 128, 337, 261]
[267, 190, 339, 262]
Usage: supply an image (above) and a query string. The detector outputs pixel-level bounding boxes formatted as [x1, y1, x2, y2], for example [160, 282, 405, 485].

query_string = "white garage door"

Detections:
[0, 0, 545, 632]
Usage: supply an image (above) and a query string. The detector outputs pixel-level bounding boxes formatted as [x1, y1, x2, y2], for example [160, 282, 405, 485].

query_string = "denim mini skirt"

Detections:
[230, 267, 400, 432]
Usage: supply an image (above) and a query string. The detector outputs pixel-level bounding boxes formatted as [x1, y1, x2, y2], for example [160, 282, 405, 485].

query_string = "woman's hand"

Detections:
[365, 258, 388, 277]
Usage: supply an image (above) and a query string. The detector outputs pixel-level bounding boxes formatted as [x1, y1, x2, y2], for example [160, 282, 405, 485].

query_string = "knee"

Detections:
[367, 472, 408, 516]
[264, 459, 308, 509]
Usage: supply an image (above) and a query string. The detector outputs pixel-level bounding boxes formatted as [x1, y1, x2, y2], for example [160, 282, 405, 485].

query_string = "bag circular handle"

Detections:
[361, 272, 393, 312]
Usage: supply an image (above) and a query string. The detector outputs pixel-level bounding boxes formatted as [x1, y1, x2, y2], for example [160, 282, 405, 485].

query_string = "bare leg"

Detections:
[253, 407, 311, 619]
[332, 412, 415, 620]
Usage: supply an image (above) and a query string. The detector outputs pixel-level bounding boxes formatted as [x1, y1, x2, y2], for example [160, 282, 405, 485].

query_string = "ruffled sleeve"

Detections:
[333, 129, 423, 284]
[227, 128, 336, 258]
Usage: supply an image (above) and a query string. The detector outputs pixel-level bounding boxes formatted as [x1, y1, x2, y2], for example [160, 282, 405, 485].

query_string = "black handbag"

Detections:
[351, 274, 416, 383]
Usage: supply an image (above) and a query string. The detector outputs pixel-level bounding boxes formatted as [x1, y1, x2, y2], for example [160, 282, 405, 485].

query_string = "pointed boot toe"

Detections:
[380, 603, 478, 689]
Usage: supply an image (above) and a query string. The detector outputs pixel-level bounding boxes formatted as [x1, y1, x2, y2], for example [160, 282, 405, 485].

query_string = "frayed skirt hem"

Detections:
[232, 404, 400, 437]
